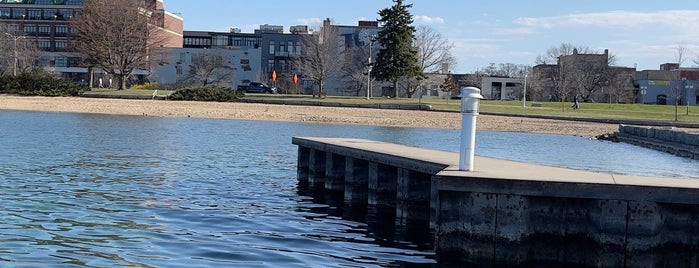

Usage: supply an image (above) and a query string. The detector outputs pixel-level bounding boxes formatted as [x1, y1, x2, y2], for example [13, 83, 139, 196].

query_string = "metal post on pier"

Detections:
[459, 87, 483, 171]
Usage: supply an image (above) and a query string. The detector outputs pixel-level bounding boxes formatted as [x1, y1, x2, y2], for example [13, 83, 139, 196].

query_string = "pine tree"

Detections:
[374, 0, 421, 98]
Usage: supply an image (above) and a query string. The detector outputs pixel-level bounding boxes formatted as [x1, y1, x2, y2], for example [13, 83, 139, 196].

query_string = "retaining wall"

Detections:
[293, 137, 699, 267]
[617, 125, 699, 160]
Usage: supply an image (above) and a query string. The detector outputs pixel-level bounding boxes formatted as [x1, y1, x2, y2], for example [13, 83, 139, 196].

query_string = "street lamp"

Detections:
[523, 74, 527, 108]
[366, 34, 376, 100]
[4, 32, 25, 76]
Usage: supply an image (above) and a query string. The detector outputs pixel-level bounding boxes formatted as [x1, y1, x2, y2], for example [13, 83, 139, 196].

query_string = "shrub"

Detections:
[132, 82, 159, 90]
[169, 86, 242, 102]
[0, 69, 87, 96]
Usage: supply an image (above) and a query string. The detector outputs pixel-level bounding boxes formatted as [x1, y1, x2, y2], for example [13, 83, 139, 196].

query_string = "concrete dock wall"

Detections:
[293, 137, 699, 267]
[617, 124, 699, 160]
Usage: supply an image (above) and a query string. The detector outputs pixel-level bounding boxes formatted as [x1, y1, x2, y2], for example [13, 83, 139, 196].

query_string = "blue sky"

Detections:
[165, 0, 699, 74]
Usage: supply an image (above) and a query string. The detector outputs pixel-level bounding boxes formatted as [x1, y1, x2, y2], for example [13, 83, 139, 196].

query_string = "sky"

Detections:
[164, 0, 699, 74]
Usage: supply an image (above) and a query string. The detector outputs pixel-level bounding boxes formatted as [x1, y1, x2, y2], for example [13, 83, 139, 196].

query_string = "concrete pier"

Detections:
[293, 137, 699, 267]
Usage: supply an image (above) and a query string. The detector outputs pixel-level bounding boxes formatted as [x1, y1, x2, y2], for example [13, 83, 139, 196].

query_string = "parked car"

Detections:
[237, 82, 277, 94]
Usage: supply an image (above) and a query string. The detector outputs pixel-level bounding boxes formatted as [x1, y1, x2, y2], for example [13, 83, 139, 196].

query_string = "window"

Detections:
[55, 25, 68, 36]
[27, 9, 41, 20]
[12, 8, 25, 19]
[58, 9, 73, 20]
[269, 41, 274, 54]
[38, 40, 51, 51]
[55, 40, 67, 51]
[54, 56, 67, 67]
[240, 59, 251, 71]
[24, 25, 36, 34]
[267, 60, 274, 72]
[288, 41, 293, 53]
[213, 35, 227, 46]
[0, 9, 9, 19]
[43, 9, 58, 20]
[295, 42, 301, 56]
[38, 25, 50, 36]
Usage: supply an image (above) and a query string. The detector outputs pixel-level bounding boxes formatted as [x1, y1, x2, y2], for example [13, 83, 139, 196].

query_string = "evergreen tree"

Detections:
[374, 0, 421, 98]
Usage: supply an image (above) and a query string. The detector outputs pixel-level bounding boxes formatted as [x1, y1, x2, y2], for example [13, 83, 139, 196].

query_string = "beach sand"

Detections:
[0, 95, 619, 137]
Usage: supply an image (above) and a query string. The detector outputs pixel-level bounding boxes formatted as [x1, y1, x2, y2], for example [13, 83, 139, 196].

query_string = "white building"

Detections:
[150, 47, 262, 88]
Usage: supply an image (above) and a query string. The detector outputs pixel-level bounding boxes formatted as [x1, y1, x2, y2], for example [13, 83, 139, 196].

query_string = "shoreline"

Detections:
[0, 95, 619, 137]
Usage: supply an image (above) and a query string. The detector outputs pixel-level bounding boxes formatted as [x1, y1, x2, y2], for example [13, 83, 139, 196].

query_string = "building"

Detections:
[182, 26, 308, 91]
[0, 0, 182, 82]
[636, 65, 699, 105]
[533, 49, 636, 103]
[150, 46, 262, 88]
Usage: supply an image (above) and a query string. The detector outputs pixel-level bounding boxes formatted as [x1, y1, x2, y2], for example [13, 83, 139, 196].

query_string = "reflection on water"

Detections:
[0, 110, 696, 267]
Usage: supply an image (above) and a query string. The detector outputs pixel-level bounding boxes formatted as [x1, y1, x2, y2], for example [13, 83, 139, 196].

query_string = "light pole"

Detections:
[523, 74, 527, 108]
[366, 34, 376, 100]
[4, 32, 25, 76]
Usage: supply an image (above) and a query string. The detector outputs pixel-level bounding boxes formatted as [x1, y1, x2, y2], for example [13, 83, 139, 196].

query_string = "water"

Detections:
[0, 111, 697, 267]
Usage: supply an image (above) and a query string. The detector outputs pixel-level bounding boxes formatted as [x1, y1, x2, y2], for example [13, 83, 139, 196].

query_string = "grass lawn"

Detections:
[80, 89, 699, 124]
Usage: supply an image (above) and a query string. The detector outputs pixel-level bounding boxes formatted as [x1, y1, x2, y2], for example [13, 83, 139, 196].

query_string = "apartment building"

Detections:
[0, 0, 182, 81]
[181, 26, 308, 91]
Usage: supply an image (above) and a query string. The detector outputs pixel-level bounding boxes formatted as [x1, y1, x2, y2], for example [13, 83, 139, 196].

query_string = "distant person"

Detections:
[98, 78, 103, 88]
[571, 95, 580, 109]
[109, 78, 113, 88]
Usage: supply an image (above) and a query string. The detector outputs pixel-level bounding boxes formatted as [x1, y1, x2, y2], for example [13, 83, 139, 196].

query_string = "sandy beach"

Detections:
[0, 95, 619, 137]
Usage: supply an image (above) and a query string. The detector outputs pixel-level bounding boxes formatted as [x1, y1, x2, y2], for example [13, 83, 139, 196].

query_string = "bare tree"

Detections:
[0, 24, 39, 76]
[393, 25, 455, 98]
[459, 72, 484, 88]
[669, 43, 689, 120]
[340, 45, 369, 96]
[299, 20, 342, 96]
[70, 0, 168, 89]
[414, 25, 456, 73]
[525, 69, 548, 101]
[605, 68, 635, 104]
[536, 43, 592, 65]
[184, 49, 236, 87]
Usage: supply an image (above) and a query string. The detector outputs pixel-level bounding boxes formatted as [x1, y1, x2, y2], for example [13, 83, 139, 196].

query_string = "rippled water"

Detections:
[0, 110, 696, 267]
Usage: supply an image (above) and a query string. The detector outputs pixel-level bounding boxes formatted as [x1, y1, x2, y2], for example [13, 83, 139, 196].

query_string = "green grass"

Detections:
[79, 89, 699, 124]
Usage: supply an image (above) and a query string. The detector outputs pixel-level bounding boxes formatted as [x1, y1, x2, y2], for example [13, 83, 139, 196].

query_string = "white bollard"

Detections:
[459, 87, 483, 171]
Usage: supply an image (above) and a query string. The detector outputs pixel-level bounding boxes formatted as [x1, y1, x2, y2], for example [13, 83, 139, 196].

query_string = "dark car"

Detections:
[237, 82, 277, 94]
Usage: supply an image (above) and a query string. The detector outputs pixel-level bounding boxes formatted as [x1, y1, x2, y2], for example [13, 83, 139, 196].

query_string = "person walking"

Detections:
[571, 94, 580, 109]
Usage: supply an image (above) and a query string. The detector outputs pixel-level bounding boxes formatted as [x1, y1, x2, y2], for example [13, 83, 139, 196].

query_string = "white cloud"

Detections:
[414, 15, 445, 24]
[296, 17, 324, 27]
[516, 10, 699, 31]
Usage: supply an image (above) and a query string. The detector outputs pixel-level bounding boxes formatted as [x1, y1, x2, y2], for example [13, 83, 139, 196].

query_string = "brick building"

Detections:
[0, 0, 182, 82]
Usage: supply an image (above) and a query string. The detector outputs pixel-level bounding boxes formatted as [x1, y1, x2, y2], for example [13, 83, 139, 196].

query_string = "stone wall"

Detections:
[617, 125, 699, 160]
